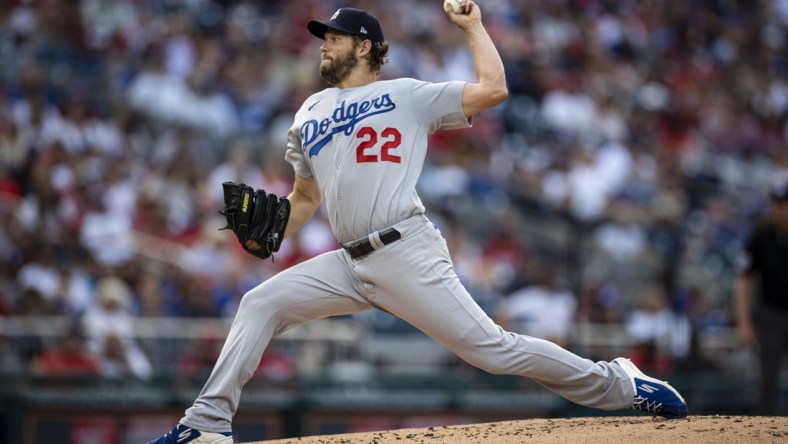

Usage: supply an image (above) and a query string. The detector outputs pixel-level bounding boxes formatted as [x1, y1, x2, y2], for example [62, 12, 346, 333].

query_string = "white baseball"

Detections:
[445, 0, 463, 14]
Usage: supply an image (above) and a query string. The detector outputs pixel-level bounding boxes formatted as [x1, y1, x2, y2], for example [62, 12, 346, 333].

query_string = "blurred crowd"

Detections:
[2, 0, 788, 381]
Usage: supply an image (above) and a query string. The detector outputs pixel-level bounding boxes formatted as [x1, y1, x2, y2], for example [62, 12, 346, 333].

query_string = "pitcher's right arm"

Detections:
[445, 0, 508, 117]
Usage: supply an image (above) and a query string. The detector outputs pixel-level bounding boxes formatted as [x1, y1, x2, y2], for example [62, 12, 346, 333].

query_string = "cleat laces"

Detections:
[633, 395, 663, 414]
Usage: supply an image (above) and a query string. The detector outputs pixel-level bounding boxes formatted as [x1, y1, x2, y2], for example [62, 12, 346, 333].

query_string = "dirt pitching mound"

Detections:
[259, 415, 787, 443]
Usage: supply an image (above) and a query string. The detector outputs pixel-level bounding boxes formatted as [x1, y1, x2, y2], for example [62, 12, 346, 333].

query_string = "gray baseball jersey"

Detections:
[180, 78, 636, 435]
[285, 78, 469, 244]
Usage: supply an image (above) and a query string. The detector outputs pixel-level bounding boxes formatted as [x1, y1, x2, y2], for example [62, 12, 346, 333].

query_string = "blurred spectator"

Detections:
[78, 0, 142, 51]
[79, 190, 136, 267]
[31, 327, 99, 378]
[0, 333, 24, 375]
[733, 175, 788, 415]
[481, 211, 529, 292]
[126, 40, 239, 137]
[625, 284, 692, 375]
[82, 276, 152, 380]
[175, 327, 223, 383]
[14, 288, 56, 316]
[255, 344, 297, 382]
[130, 266, 169, 317]
[176, 217, 236, 282]
[206, 139, 266, 205]
[577, 280, 625, 325]
[540, 73, 595, 137]
[15, 250, 62, 304]
[593, 205, 649, 263]
[495, 262, 577, 347]
[96, 333, 143, 382]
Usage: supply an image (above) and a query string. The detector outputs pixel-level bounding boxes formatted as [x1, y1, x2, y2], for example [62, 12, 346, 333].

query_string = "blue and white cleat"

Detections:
[146, 423, 233, 444]
[613, 357, 688, 419]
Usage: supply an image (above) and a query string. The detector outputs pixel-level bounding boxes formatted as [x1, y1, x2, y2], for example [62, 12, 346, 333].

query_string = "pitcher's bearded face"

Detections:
[320, 45, 358, 85]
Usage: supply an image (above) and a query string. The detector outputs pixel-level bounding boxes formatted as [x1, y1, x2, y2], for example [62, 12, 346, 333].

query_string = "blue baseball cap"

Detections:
[308, 8, 384, 44]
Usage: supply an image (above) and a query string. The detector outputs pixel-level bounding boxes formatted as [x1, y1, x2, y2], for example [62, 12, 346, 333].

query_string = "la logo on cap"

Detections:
[360, 26, 368, 34]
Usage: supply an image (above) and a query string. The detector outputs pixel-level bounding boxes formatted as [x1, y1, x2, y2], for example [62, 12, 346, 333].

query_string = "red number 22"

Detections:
[356, 127, 402, 163]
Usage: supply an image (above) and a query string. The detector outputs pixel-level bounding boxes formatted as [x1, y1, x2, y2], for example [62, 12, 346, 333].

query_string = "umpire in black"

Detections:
[734, 175, 788, 415]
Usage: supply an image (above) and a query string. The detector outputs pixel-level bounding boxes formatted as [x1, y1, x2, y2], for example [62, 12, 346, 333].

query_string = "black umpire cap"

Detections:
[308, 8, 384, 44]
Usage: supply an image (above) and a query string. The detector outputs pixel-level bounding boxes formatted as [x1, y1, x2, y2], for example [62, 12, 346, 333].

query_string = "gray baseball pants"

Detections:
[182, 214, 634, 433]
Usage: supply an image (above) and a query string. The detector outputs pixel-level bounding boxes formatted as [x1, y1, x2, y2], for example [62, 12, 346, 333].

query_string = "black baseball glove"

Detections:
[220, 181, 290, 260]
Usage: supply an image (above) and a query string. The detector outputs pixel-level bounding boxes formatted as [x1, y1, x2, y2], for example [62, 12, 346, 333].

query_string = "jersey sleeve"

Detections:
[284, 120, 314, 180]
[409, 79, 471, 133]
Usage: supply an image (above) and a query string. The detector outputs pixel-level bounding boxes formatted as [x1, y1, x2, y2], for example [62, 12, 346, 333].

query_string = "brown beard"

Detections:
[319, 47, 358, 85]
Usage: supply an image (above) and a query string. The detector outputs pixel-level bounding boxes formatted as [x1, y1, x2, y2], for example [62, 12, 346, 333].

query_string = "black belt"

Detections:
[342, 228, 402, 259]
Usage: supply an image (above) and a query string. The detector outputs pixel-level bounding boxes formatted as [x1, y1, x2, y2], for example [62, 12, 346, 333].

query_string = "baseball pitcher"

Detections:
[149, 2, 687, 443]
